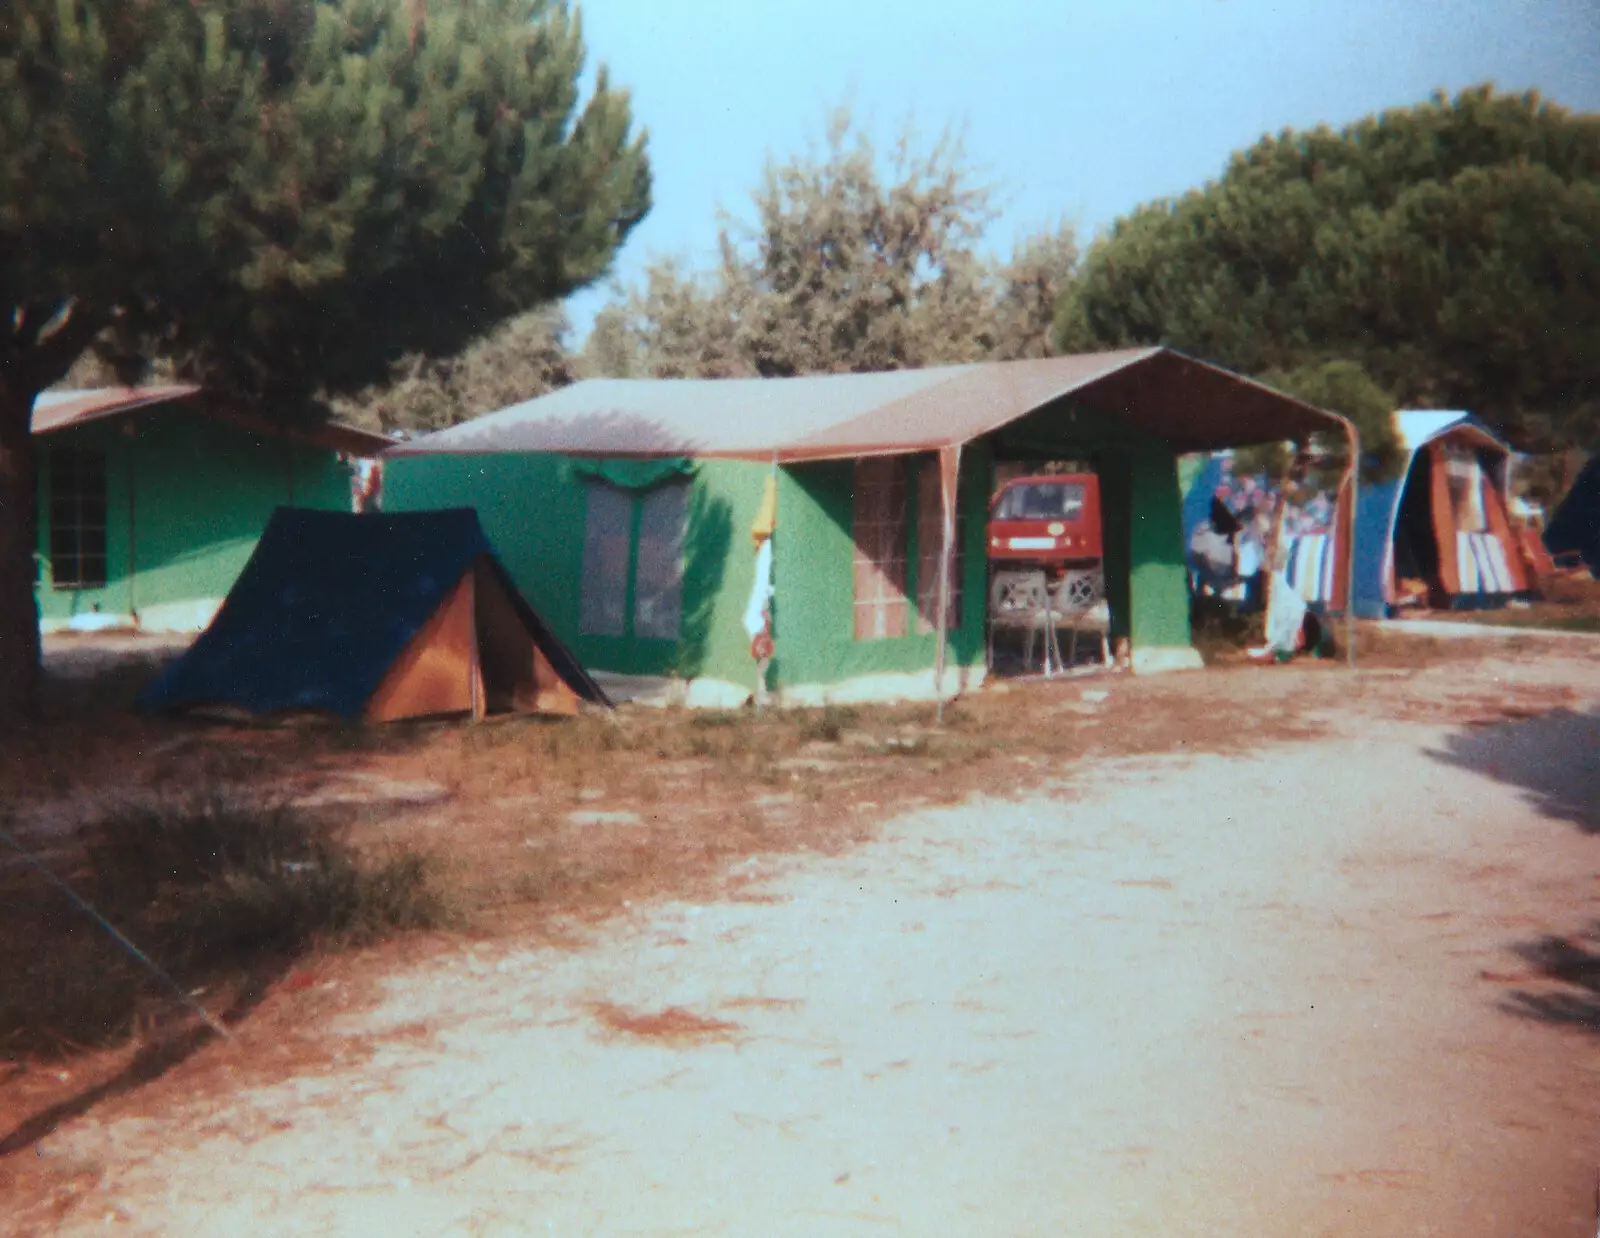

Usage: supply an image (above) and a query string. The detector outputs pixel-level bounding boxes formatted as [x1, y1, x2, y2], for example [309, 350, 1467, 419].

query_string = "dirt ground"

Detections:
[3, 638, 1599, 1236]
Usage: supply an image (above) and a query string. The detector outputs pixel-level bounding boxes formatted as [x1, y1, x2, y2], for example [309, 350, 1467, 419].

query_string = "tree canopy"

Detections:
[334, 307, 574, 433]
[582, 110, 1079, 380]
[1239, 359, 1406, 485]
[3, 0, 649, 410]
[1056, 85, 1600, 451]
[0, 0, 650, 717]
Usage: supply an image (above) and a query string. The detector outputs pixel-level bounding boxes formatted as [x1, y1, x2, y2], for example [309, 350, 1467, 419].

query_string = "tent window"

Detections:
[579, 477, 690, 641]
[49, 447, 108, 590]
[1443, 447, 1486, 533]
[579, 481, 632, 636]
[852, 458, 909, 640]
[633, 482, 688, 640]
[916, 457, 963, 634]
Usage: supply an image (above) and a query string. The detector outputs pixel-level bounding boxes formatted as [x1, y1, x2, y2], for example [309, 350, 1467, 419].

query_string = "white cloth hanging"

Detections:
[1248, 571, 1308, 659]
[743, 537, 774, 640]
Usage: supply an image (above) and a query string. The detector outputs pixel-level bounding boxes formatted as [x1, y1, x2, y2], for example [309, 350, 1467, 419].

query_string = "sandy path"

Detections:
[26, 687, 1600, 1237]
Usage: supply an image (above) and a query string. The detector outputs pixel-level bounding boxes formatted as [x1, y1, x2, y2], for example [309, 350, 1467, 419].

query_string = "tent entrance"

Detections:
[984, 457, 1111, 678]
[1392, 461, 1440, 602]
[473, 560, 581, 717]
[366, 557, 581, 724]
[366, 570, 482, 722]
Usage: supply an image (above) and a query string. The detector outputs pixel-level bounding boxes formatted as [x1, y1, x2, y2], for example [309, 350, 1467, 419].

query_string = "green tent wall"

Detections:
[36, 406, 359, 633]
[381, 401, 1197, 705]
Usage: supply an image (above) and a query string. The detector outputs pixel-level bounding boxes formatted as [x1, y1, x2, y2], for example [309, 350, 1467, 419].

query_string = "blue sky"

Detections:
[566, 0, 1600, 335]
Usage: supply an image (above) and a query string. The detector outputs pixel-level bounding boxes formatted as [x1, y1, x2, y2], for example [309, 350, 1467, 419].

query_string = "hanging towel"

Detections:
[1249, 571, 1308, 659]
[743, 537, 774, 641]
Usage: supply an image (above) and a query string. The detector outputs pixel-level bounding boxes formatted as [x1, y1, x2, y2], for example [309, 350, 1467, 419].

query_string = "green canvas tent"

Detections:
[34, 385, 391, 634]
[382, 348, 1350, 706]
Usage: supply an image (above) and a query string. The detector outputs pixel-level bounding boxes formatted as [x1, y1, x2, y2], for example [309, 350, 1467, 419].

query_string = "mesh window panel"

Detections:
[916, 457, 963, 634]
[49, 447, 108, 588]
[579, 481, 632, 636]
[852, 458, 908, 640]
[633, 481, 689, 640]
[1442, 449, 1486, 533]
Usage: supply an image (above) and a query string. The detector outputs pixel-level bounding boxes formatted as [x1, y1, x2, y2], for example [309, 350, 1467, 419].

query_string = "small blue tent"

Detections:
[138, 508, 608, 721]
[1544, 455, 1600, 576]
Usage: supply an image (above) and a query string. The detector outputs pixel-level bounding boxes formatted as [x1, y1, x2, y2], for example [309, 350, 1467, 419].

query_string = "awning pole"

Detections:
[1343, 423, 1361, 670]
[934, 445, 962, 726]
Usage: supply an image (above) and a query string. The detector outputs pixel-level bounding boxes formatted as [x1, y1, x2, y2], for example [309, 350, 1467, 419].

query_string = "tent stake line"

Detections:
[0, 824, 231, 1041]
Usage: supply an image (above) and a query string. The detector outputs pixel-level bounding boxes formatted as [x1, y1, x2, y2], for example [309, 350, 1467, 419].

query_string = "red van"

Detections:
[987, 473, 1103, 572]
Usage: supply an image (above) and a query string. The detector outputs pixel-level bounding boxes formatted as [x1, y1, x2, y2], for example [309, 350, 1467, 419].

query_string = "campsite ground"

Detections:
[1393, 573, 1600, 635]
[2, 633, 1599, 1236]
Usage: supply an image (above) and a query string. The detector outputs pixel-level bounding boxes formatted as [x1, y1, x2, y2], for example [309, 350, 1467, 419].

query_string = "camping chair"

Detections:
[987, 570, 1062, 675]
[1051, 568, 1112, 670]
[1519, 525, 1590, 588]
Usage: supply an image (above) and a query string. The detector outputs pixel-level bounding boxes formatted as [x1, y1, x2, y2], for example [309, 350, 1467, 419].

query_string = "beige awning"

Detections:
[386, 347, 1350, 462]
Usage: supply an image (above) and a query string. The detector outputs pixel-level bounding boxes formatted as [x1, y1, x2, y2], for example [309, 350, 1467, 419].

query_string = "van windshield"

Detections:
[994, 482, 1086, 522]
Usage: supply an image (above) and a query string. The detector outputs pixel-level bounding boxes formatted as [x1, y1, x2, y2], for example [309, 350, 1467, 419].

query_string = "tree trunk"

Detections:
[1257, 487, 1290, 638]
[0, 382, 41, 724]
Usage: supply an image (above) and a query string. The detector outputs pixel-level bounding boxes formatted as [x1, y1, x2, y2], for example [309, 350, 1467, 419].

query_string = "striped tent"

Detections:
[1349, 412, 1529, 617]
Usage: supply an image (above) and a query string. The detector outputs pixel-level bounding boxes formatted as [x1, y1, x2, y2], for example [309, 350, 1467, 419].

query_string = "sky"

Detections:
[565, 0, 1600, 337]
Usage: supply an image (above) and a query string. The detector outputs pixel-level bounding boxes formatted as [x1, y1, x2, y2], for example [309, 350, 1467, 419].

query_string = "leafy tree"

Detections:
[1057, 85, 1600, 451]
[334, 307, 575, 433]
[1250, 359, 1405, 482]
[582, 258, 749, 380]
[583, 111, 1078, 379]
[989, 222, 1080, 361]
[0, 0, 650, 718]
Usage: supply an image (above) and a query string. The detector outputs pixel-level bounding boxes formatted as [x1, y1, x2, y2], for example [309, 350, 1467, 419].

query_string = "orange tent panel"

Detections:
[366, 570, 481, 723]
[473, 561, 581, 717]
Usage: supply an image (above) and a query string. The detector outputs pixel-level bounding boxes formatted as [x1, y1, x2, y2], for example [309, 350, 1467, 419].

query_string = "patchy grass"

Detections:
[0, 787, 448, 1058]
[1, 626, 1581, 1087]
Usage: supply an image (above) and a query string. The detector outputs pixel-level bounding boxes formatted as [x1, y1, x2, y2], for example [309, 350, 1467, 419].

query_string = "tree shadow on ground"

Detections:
[3, 643, 454, 1145]
[1426, 707, 1600, 834]
[1499, 923, 1600, 1037]
[0, 953, 287, 1157]
[673, 489, 732, 682]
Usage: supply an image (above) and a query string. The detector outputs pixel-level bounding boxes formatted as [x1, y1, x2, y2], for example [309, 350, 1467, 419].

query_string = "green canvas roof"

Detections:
[386, 347, 1351, 463]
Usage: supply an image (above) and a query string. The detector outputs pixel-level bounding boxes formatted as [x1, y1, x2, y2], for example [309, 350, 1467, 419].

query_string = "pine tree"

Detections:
[0, 0, 650, 718]
[1056, 85, 1600, 451]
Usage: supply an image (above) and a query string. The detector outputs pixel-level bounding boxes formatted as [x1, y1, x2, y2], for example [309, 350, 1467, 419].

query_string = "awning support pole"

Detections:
[1342, 422, 1361, 670]
[934, 444, 962, 726]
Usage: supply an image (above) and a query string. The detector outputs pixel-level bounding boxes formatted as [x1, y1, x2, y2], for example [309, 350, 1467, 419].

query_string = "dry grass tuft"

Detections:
[587, 1001, 741, 1045]
[0, 786, 450, 1058]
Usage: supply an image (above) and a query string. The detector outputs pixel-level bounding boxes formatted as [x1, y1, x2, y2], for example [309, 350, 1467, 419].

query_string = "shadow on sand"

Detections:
[1426, 707, 1600, 835]
[1497, 924, 1600, 1038]
[0, 956, 286, 1157]
[1428, 709, 1600, 1036]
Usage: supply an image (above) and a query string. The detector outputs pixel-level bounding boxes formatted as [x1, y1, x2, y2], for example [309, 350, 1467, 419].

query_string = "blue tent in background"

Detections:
[1180, 455, 1228, 548]
[138, 508, 608, 722]
[1348, 412, 1529, 617]
[1544, 455, 1600, 576]
[1180, 453, 1343, 610]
